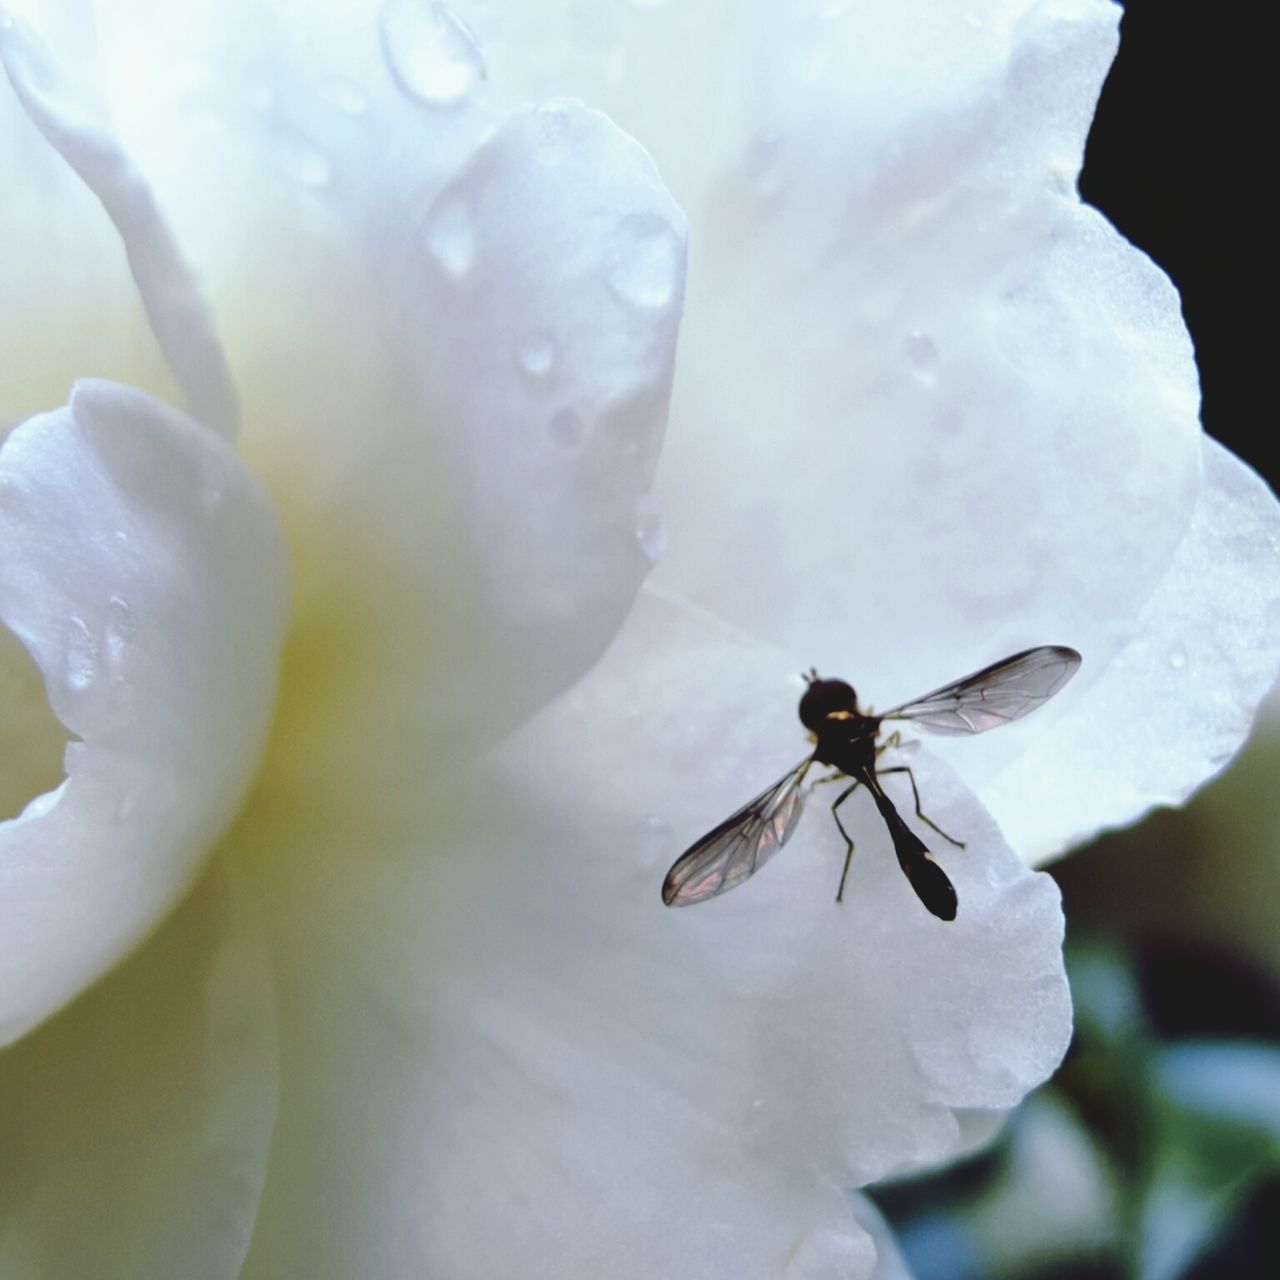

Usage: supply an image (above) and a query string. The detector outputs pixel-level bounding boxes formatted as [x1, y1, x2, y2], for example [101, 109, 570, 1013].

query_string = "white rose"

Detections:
[1, 2, 1276, 1277]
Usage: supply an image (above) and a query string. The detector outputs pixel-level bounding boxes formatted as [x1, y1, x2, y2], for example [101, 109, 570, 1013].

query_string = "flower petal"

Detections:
[449, 0, 738, 211]
[392, 98, 687, 723]
[983, 439, 1280, 858]
[59, 3, 687, 737]
[623, 1, 1237, 854]
[227, 95, 687, 758]
[234, 587, 1068, 1278]
[848, 1194, 916, 1280]
[0, 860, 277, 1279]
[0, 9, 238, 435]
[0, 380, 287, 1043]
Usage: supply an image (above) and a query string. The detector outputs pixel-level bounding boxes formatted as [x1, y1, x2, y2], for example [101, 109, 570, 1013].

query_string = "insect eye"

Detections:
[798, 679, 857, 730]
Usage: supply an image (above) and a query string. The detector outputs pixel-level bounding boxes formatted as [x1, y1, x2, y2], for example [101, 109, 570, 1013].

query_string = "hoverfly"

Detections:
[661, 646, 1081, 920]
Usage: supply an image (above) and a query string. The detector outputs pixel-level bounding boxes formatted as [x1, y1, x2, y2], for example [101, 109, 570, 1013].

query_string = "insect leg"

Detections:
[812, 770, 848, 788]
[830, 780, 862, 903]
[878, 765, 965, 848]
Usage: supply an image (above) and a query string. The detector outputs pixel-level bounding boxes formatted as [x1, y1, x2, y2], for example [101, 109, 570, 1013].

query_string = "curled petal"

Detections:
[401, 99, 688, 717]
[27, 3, 687, 737]
[0, 381, 287, 1043]
[0, 10, 238, 436]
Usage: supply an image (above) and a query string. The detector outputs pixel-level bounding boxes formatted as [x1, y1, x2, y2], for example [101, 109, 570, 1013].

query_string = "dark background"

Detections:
[1079, 0, 1269, 487]
[1066, 0, 1276, 971]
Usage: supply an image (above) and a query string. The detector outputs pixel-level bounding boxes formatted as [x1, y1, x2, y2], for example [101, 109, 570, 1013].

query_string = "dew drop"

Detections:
[1169, 647, 1187, 670]
[517, 333, 556, 379]
[637, 813, 672, 867]
[201, 476, 226, 517]
[548, 409, 586, 449]
[65, 616, 98, 692]
[633, 493, 667, 564]
[423, 192, 476, 278]
[3, 18, 58, 97]
[643, 813, 672, 845]
[325, 77, 370, 116]
[275, 130, 334, 188]
[380, 0, 487, 107]
[904, 330, 939, 383]
[745, 132, 784, 204]
[530, 101, 577, 167]
[605, 212, 681, 310]
[115, 789, 138, 824]
[105, 594, 136, 665]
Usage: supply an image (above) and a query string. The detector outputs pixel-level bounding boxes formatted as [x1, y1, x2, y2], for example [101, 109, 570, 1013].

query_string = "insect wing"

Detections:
[880, 645, 1081, 736]
[662, 758, 812, 906]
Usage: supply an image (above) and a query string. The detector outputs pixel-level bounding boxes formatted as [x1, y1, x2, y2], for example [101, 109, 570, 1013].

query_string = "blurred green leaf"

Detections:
[1136, 1043, 1280, 1280]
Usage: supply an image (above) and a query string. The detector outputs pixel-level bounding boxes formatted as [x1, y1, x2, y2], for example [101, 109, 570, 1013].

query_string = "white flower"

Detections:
[1, 2, 1277, 1278]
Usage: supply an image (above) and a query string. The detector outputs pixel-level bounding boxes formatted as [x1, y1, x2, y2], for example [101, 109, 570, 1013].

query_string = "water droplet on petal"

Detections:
[275, 130, 333, 188]
[380, 0, 487, 107]
[2, 19, 58, 97]
[115, 789, 138, 824]
[1169, 647, 1187, 670]
[65, 616, 98, 691]
[201, 477, 226, 517]
[105, 594, 136, 665]
[637, 813, 672, 867]
[530, 101, 577, 167]
[517, 333, 556, 379]
[606, 212, 680, 310]
[633, 493, 667, 564]
[325, 77, 370, 116]
[746, 132, 784, 204]
[905, 331, 939, 383]
[423, 192, 475, 278]
[548, 409, 586, 449]
[643, 813, 672, 844]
